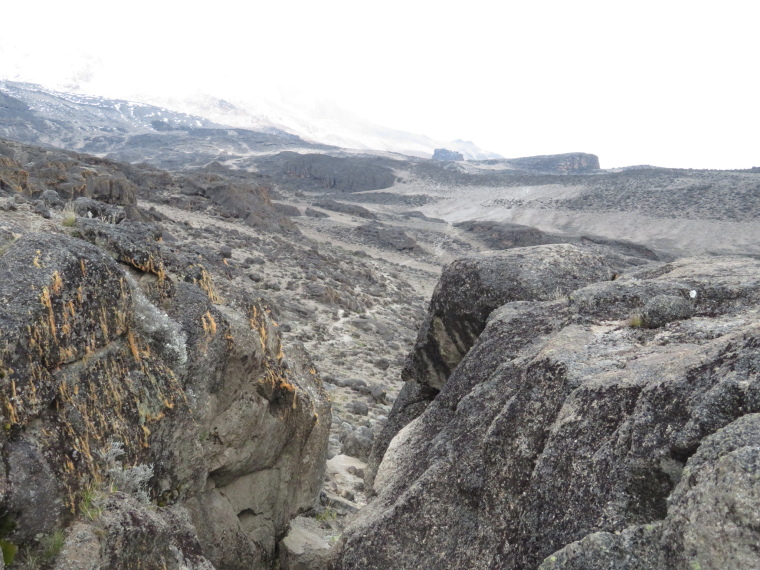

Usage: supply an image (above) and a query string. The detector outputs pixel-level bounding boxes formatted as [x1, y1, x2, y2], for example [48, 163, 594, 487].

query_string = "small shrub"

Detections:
[18, 544, 39, 569]
[551, 286, 569, 303]
[315, 508, 338, 522]
[128, 276, 188, 367]
[61, 202, 77, 227]
[627, 312, 644, 327]
[97, 439, 154, 504]
[0, 233, 20, 257]
[0, 539, 17, 566]
[41, 529, 65, 561]
[79, 482, 104, 520]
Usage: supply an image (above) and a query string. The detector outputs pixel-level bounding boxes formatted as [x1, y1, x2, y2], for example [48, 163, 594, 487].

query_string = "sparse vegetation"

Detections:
[551, 286, 569, 302]
[129, 276, 188, 366]
[79, 481, 105, 521]
[0, 539, 17, 566]
[627, 312, 644, 327]
[97, 440, 154, 503]
[0, 233, 20, 257]
[18, 545, 39, 569]
[40, 529, 65, 561]
[15, 529, 65, 569]
[78, 439, 155, 522]
[61, 201, 77, 227]
[315, 507, 338, 522]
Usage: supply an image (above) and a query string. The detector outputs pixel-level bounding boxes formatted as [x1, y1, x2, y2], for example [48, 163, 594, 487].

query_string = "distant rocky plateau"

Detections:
[0, 80, 759, 569]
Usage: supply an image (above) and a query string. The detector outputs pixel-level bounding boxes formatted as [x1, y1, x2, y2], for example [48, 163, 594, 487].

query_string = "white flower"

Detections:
[689, 290, 697, 299]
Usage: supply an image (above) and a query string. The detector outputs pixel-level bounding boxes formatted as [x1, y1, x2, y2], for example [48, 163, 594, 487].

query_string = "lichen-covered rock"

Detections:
[403, 244, 615, 391]
[54, 494, 215, 570]
[640, 294, 694, 328]
[0, 229, 330, 568]
[337, 253, 760, 569]
[541, 414, 760, 570]
[73, 197, 126, 223]
[365, 244, 614, 490]
[279, 520, 335, 570]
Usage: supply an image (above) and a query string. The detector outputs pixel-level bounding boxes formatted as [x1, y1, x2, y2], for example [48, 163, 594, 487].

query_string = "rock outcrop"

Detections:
[277, 152, 398, 192]
[312, 199, 378, 220]
[365, 244, 615, 490]
[353, 223, 423, 253]
[0, 139, 137, 205]
[339, 249, 760, 569]
[508, 152, 600, 172]
[453, 220, 663, 266]
[0, 223, 330, 568]
[432, 149, 464, 161]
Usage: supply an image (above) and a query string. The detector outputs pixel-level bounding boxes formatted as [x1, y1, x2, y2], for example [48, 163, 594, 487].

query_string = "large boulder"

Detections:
[0, 229, 330, 568]
[337, 253, 760, 569]
[403, 244, 615, 390]
[540, 413, 760, 569]
[365, 244, 614, 490]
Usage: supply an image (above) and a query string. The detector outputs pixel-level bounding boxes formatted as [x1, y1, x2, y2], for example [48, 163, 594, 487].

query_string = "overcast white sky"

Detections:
[1, 0, 757, 169]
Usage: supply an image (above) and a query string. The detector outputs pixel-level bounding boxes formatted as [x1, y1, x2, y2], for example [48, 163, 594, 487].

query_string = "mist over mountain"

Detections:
[0, 80, 502, 161]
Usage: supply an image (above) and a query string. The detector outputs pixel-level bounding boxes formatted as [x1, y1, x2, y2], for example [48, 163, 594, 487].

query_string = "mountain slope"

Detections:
[0, 80, 328, 168]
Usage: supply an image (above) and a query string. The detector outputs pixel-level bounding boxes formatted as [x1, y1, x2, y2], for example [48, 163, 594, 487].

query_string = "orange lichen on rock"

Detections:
[127, 330, 141, 361]
[39, 286, 58, 342]
[33, 250, 44, 268]
[201, 311, 217, 336]
[51, 270, 64, 294]
[192, 266, 222, 303]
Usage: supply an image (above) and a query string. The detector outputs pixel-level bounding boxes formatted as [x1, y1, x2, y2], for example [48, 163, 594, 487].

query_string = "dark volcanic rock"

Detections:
[432, 148, 464, 161]
[508, 152, 600, 172]
[273, 202, 302, 217]
[365, 244, 614, 490]
[312, 199, 377, 220]
[541, 413, 760, 569]
[73, 197, 127, 223]
[455, 220, 662, 268]
[304, 207, 330, 219]
[640, 294, 694, 328]
[353, 223, 422, 253]
[455, 220, 549, 249]
[277, 152, 397, 192]
[177, 167, 298, 234]
[0, 138, 138, 206]
[402, 210, 446, 223]
[338, 253, 760, 570]
[404, 244, 614, 390]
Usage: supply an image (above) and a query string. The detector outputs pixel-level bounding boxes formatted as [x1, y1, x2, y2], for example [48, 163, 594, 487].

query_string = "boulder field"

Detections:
[337, 245, 760, 569]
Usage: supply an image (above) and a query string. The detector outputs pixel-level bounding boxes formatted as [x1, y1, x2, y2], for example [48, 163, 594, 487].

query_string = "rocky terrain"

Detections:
[1, 80, 759, 569]
[339, 248, 760, 569]
[0, 136, 446, 568]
